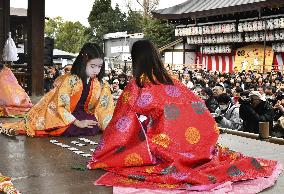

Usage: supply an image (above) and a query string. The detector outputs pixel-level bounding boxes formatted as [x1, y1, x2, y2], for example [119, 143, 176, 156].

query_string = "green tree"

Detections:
[125, 9, 143, 34]
[88, 0, 112, 28]
[45, 16, 64, 39]
[88, 1, 127, 46]
[142, 16, 175, 48]
[86, 0, 175, 48]
[56, 21, 87, 53]
[45, 18, 87, 53]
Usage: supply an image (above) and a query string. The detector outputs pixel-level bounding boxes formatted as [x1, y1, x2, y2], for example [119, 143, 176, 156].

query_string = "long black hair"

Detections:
[71, 43, 105, 82]
[131, 39, 173, 87]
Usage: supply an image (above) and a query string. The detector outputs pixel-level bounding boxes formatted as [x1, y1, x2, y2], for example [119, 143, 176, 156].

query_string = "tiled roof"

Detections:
[152, 0, 283, 19]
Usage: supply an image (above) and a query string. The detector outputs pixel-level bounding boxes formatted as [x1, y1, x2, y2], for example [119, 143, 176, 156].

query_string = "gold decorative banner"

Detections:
[234, 44, 273, 72]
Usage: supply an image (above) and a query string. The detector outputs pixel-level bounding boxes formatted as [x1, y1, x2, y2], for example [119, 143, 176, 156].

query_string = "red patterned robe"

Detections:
[88, 78, 277, 190]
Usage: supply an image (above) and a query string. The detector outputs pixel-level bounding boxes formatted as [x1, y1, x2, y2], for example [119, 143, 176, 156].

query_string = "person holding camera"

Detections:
[214, 93, 242, 130]
[272, 93, 284, 137]
[239, 91, 274, 134]
[201, 87, 219, 113]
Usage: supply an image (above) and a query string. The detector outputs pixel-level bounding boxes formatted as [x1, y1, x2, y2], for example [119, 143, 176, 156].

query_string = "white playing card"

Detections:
[76, 143, 86, 147]
[89, 142, 98, 145]
[60, 144, 70, 148]
[73, 150, 84, 154]
[90, 149, 96, 152]
[81, 154, 92, 157]
[71, 141, 80, 144]
[50, 140, 58, 143]
[68, 147, 78, 151]
[54, 142, 63, 146]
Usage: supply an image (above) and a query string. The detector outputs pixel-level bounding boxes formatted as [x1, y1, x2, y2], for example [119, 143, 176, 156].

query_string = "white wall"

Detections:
[173, 52, 184, 64]
[165, 52, 173, 64]
[185, 52, 196, 64]
[164, 43, 197, 65]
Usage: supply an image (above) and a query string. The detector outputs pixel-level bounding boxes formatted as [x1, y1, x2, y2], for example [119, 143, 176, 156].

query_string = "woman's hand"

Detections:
[74, 119, 98, 128]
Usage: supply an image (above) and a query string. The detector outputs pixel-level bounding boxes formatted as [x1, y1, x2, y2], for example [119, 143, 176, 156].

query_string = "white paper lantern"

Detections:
[220, 35, 224, 43]
[198, 36, 202, 43]
[175, 29, 179, 36]
[274, 18, 280, 29]
[280, 18, 284, 28]
[243, 22, 248, 31]
[280, 30, 284, 40]
[259, 32, 264, 41]
[188, 27, 192, 35]
[248, 22, 253, 31]
[238, 23, 243, 32]
[203, 26, 208, 34]
[255, 32, 258, 41]
[274, 31, 279, 40]
[281, 43, 284, 52]
[218, 24, 222, 34]
[252, 21, 258, 31]
[198, 27, 202, 35]
[267, 19, 274, 30]
[245, 33, 249, 42]
[237, 33, 242, 42]
[231, 23, 236, 33]
[249, 33, 253, 42]
[276, 43, 280, 52]
[257, 20, 263, 31]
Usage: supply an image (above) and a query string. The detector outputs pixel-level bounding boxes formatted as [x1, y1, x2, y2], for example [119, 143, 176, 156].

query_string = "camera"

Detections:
[267, 98, 277, 106]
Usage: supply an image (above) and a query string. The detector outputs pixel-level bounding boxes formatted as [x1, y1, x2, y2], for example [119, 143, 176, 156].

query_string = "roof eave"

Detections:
[152, 0, 284, 20]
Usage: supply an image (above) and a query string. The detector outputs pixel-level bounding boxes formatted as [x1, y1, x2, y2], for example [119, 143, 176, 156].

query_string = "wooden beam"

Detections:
[163, 49, 196, 52]
[27, 0, 45, 96]
[0, 0, 10, 60]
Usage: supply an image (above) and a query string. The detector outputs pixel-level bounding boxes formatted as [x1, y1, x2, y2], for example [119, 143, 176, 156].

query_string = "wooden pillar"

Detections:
[27, 0, 45, 96]
[0, 0, 10, 61]
[201, 25, 204, 69]
[183, 37, 185, 64]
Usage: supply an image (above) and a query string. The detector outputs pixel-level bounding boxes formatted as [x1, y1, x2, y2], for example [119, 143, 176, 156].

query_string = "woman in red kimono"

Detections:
[88, 40, 281, 192]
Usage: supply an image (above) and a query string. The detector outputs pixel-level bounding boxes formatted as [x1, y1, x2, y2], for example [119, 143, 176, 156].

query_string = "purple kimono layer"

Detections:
[62, 80, 100, 137]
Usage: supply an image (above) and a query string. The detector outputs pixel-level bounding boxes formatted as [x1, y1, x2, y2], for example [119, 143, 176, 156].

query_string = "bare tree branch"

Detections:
[131, 0, 160, 16]
[135, 0, 144, 8]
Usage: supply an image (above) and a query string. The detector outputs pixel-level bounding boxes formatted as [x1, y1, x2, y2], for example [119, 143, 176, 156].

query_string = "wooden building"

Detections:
[153, 0, 284, 73]
[0, 0, 45, 96]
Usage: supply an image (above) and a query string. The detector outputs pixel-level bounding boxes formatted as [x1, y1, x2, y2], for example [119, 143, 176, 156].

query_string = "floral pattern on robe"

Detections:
[0, 74, 114, 137]
[88, 79, 277, 190]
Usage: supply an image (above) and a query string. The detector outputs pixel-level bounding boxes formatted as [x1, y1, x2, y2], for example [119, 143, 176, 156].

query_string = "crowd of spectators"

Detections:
[170, 67, 284, 138]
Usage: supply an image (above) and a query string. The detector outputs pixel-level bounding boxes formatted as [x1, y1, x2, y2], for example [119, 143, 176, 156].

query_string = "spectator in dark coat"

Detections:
[239, 91, 275, 134]
[118, 73, 127, 90]
[201, 87, 219, 113]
